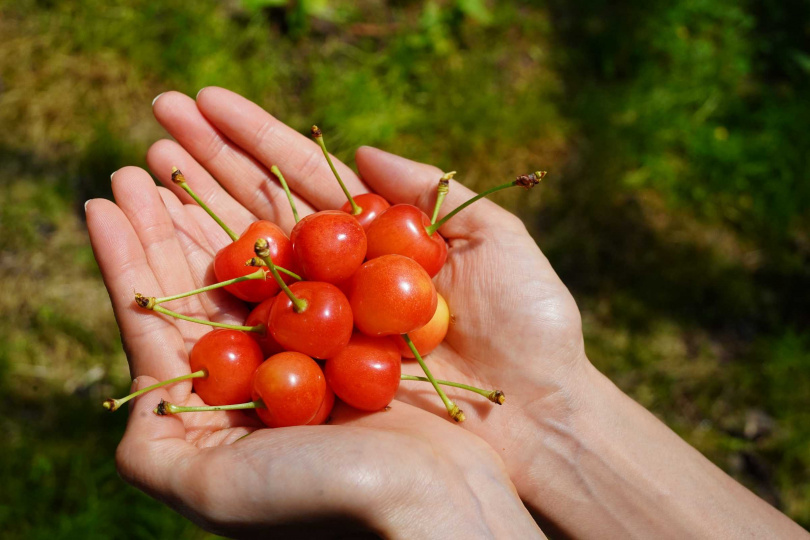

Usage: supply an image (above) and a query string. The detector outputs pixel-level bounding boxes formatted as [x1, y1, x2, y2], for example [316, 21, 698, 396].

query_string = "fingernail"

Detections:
[151, 92, 165, 107]
[196, 87, 208, 100]
[111, 169, 118, 181]
[84, 200, 91, 212]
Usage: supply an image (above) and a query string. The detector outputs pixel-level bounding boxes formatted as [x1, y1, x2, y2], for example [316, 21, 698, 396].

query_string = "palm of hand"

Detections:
[88, 87, 572, 534]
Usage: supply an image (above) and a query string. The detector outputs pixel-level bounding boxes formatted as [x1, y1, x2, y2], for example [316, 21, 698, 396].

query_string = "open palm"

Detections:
[86, 88, 553, 537]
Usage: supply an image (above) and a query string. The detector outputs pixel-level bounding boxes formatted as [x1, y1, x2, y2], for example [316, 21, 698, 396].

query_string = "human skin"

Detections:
[87, 86, 807, 538]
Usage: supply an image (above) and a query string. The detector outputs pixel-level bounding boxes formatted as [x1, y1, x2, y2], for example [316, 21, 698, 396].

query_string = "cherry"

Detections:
[395, 293, 450, 358]
[290, 210, 367, 285]
[311, 126, 390, 230]
[325, 333, 401, 411]
[349, 254, 437, 337]
[189, 329, 264, 405]
[366, 204, 447, 277]
[366, 171, 547, 277]
[255, 238, 353, 359]
[245, 297, 285, 357]
[251, 351, 326, 428]
[340, 193, 390, 231]
[308, 382, 335, 425]
[214, 220, 297, 303]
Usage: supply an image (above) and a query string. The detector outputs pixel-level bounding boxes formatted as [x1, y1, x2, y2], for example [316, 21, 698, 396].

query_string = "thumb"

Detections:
[116, 376, 193, 498]
[355, 146, 523, 238]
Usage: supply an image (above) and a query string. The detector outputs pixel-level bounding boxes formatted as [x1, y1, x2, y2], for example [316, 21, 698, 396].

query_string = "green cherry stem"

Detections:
[152, 268, 266, 305]
[254, 238, 308, 313]
[400, 374, 505, 404]
[270, 165, 300, 223]
[155, 399, 265, 415]
[311, 125, 361, 215]
[103, 370, 207, 412]
[425, 171, 547, 236]
[402, 333, 465, 422]
[244, 258, 302, 280]
[172, 167, 239, 242]
[135, 293, 264, 333]
[430, 171, 455, 225]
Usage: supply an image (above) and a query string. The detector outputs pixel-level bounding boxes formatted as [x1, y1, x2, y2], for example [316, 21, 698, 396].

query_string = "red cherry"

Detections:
[245, 298, 285, 357]
[213, 221, 296, 303]
[251, 352, 326, 428]
[325, 333, 401, 411]
[307, 381, 336, 425]
[189, 329, 264, 405]
[349, 254, 437, 336]
[395, 293, 450, 358]
[365, 204, 447, 277]
[290, 210, 367, 285]
[270, 281, 353, 359]
[340, 193, 390, 231]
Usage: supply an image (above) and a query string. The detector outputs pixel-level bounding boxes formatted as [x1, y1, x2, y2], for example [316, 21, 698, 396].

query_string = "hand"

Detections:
[140, 88, 807, 540]
[86, 117, 545, 537]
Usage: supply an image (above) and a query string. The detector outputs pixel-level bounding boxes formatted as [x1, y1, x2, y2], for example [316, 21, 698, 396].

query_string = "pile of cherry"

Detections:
[104, 126, 545, 428]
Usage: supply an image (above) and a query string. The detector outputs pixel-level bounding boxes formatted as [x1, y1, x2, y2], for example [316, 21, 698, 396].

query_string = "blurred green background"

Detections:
[1, 0, 808, 537]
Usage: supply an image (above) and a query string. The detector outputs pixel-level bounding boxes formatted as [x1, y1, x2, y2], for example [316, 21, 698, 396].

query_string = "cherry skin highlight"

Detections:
[213, 221, 296, 303]
[307, 382, 335, 425]
[341, 193, 390, 231]
[245, 298, 285, 357]
[349, 254, 437, 337]
[325, 333, 401, 411]
[365, 204, 447, 277]
[290, 210, 367, 285]
[269, 281, 353, 359]
[251, 352, 326, 428]
[395, 293, 450, 358]
[189, 329, 264, 405]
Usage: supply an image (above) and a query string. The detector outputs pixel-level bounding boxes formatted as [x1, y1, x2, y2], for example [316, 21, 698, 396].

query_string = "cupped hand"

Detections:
[87, 164, 543, 535]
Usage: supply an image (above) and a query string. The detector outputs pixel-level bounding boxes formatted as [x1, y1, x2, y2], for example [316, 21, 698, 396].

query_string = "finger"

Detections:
[85, 199, 189, 389]
[195, 86, 369, 212]
[152, 92, 314, 231]
[157, 187, 248, 326]
[111, 167, 210, 348]
[355, 146, 526, 238]
[147, 138, 257, 235]
[116, 376, 195, 501]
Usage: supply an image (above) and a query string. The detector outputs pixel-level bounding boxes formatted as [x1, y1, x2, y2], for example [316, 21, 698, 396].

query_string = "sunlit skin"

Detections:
[213, 220, 297, 303]
[340, 193, 390, 231]
[251, 352, 326, 428]
[269, 281, 353, 359]
[325, 333, 401, 411]
[307, 382, 336, 425]
[290, 210, 367, 284]
[395, 293, 450, 358]
[87, 89, 803, 538]
[365, 204, 447, 277]
[349, 254, 437, 337]
[244, 298, 285, 357]
[189, 329, 265, 405]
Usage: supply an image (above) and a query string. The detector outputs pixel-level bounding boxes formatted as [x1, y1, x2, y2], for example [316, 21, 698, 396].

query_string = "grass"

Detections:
[1, 0, 808, 535]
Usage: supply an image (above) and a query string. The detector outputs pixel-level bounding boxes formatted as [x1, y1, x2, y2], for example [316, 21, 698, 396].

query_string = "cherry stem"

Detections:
[311, 125, 361, 215]
[103, 370, 207, 412]
[152, 268, 266, 305]
[430, 171, 455, 225]
[270, 165, 300, 223]
[244, 258, 302, 281]
[402, 334, 465, 422]
[254, 238, 308, 313]
[400, 374, 505, 404]
[155, 399, 265, 415]
[424, 171, 547, 236]
[135, 294, 265, 333]
[172, 167, 239, 242]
